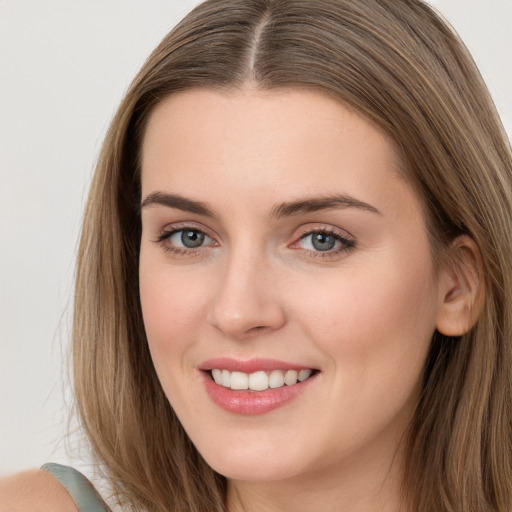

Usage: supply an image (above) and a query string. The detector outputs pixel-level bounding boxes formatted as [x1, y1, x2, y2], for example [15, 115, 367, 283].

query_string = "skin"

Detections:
[138, 88, 466, 512]
[0, 470, 78, 512]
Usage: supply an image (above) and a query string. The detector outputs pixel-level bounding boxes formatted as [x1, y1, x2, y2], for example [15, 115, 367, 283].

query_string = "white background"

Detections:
[1, 0, 511, 476]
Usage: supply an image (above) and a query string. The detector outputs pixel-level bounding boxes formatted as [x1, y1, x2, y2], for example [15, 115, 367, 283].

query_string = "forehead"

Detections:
[140, 87, 410, 218]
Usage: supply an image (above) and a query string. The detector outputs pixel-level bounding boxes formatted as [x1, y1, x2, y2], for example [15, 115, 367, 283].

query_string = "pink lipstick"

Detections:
[199, 358, 319, 415]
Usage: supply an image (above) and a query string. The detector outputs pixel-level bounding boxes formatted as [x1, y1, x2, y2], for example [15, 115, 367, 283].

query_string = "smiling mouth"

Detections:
[209, 368, 317, 391]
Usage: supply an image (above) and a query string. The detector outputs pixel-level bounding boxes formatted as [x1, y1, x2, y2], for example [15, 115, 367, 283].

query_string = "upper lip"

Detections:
[198, 357, 317, 373]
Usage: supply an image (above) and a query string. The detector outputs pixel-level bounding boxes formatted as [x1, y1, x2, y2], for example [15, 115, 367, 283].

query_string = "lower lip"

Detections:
[201, 371, 318, 415]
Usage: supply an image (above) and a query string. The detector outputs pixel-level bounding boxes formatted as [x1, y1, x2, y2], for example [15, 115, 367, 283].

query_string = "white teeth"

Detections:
[298, 369, 312, 382]
[211, 368, 314, 391]
[248, 371, 269, 391]
[230, 371, 249, 390]
[284, 370, 298, 386]
[268, 370, 285, 389]
[221, 369, 231, 387]
[212, 369, 222, 384]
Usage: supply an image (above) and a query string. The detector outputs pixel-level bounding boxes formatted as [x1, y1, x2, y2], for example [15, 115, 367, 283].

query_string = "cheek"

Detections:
[139, 255, 210, 359]
[286, 254, 438, 450]
[293, 249, 438, 380]
[138, 259, 215, 415]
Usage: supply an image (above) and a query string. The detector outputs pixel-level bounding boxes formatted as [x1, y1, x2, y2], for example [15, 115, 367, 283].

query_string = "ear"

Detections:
[436, 235, 484, 336]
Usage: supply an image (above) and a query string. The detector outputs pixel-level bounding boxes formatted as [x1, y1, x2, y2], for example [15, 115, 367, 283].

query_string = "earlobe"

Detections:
[436, 236, 484, 337]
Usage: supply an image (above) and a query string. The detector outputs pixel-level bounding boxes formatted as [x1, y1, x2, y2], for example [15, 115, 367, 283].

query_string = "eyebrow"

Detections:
[140, 192, 214, 217]
[270, 195, 382, 218]
[140, 192, 381, 218]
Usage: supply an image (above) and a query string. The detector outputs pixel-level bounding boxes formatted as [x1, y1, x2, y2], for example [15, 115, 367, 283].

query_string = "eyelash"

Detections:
[291, 227, 355, 259]
[154, 225, 356, 259]
[154, 226, 216, 256]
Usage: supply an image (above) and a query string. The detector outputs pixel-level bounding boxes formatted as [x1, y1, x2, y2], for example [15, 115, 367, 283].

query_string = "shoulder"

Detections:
[0, 468, 78, 512]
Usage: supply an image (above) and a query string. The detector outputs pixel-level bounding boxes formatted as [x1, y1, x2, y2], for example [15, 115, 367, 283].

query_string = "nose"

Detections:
[207, 249, 287, 339]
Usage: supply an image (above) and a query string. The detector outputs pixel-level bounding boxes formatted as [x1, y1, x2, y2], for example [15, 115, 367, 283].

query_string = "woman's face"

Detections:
[139, 88, 442, 484]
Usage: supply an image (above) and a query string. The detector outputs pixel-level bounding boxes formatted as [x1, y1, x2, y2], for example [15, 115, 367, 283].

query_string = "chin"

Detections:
[207, 457, 299, 482]
[194, 437, 305, 482]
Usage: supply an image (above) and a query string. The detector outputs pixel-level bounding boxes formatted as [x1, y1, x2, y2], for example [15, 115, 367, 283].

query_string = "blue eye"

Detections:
[154, 227, 212, 253]
[299, 232, 341, 252]
[295, 229, 355, 256]
[168, 229, 211, 249]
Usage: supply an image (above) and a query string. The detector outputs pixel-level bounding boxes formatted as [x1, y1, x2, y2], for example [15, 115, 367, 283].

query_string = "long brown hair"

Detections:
[73, 1, 512, 510]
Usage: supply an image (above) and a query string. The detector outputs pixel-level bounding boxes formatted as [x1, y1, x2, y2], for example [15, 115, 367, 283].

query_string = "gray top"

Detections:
[41, 463, 111, 512]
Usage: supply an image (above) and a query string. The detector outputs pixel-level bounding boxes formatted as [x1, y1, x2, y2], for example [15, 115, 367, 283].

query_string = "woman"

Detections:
[2, 0, 511, 511]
